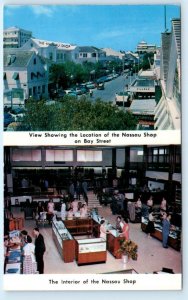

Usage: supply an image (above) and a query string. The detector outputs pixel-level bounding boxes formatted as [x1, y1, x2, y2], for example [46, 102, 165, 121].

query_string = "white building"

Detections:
[77, 46, 106, 63]
[136, 40, 157, 54]
[102, 48, 124, 60]
[154, 19, 181, 130]
[21, 38, 79, 63]
[4, 49, 49, 106]
[3, 26, 32, 48]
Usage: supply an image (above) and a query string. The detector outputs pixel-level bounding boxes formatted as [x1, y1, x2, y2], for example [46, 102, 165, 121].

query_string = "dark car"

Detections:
[4, 113, 15, 128]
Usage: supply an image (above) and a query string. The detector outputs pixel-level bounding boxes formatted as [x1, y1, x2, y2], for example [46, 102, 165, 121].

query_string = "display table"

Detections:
[141, 217, 181, 251]
[75, 238, 107, 266]
[52, 220, 75, 263]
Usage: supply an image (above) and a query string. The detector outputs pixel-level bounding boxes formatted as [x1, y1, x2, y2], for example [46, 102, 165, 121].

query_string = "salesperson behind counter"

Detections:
[100, 220, 109, 240]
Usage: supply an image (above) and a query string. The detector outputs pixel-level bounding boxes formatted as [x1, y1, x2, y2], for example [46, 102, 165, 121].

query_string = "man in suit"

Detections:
[33, 227, 46, 274]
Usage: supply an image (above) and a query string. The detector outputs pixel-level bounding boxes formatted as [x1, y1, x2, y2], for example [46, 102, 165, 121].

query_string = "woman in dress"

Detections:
[100, 220, 108, 240]
[120, 218, 130, 240]
[60, 200, 66, 220]
[145, 210, 155, 237]
[23, 235, 37, 274]
[47, 199, 55, 224]
[80, 203, 88, 218]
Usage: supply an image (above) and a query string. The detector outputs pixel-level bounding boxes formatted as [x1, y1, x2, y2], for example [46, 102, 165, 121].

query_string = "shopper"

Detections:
[80, 203, 88, 218]
[116, 216, 122, 232]
[162, 214, 171, 248]
[20, 230, 28, 247]
[100, 220, 108, 240]
[67, 208, 74, 219]
[120, 218, 130, 240]
[23, 235, 37, 274]
[71, 198, 79, 214]
[69, 181, 75, 200]
[61, 200, 66, 220]
[47, 199, 54, 224]
[145, 210, 155, 238]
[33, 228, 46, 274]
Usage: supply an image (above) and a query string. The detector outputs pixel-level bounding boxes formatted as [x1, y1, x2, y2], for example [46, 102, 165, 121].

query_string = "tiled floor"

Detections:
[12, 206, 182, 274]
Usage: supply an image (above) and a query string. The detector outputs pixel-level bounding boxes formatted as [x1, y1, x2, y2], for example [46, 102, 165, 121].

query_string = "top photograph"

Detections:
[3, 5, 181, 131]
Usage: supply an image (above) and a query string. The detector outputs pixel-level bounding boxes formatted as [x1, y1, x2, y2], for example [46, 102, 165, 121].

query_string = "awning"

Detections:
[12, 72, 19, 80]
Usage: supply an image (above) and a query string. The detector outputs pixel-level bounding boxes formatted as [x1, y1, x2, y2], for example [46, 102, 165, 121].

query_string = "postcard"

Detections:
[2, 2, 182, 292]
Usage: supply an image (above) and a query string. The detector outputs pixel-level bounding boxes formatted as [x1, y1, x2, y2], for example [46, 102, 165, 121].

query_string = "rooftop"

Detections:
[132, 79, 155, 87]
[79, 46, 104, 53]
[31, 38, 77, 51]
[4, 50, 44, 67]
[130, 99, 156, 114]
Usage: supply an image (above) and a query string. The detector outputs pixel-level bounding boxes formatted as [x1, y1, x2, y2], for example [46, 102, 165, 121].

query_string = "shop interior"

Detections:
[4, 145, 181, 274]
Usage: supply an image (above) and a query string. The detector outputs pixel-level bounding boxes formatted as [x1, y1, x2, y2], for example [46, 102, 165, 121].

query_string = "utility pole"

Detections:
[164, 6, 167, 32]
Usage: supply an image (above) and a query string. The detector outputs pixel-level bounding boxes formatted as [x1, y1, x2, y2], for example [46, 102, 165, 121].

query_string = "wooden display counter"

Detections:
[52, 221, 75, 263]
[64, 218, 100, 237]
[9, 218, 24, 231]
[141, 221, 181, 251]
[107, 230, 123, 259]
[75, 238, 107, 266]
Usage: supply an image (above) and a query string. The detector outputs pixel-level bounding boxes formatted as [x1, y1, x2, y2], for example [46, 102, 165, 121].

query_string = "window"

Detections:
[12, 149, 41, 161]
[46, 150, 73, 162]
[49, 52, 53, 60]
[83, 53, 87, 58]
[77, 150, 102, 162]
[33, 58, 36, 64]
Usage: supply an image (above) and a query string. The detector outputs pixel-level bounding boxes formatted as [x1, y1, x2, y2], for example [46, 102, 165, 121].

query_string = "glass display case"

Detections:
[52, 220, 75, 263]
[75, 238, 107, 265]
[141, 217, 181, 250]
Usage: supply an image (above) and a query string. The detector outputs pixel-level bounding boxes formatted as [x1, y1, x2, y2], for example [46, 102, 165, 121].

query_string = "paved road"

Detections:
[92, 74, 136, 103]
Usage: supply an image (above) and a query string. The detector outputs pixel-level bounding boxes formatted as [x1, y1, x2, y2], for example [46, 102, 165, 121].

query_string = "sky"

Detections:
[4, 5, 180, 52]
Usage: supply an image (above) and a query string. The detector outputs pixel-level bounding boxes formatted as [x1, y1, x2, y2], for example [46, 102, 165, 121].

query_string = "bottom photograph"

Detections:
[4, 145, 181, 275]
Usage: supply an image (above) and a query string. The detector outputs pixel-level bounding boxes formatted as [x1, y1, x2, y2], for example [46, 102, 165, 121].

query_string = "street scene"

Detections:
[3, 5, 181, 131]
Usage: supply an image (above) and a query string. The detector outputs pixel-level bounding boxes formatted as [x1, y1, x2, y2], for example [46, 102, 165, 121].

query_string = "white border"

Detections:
[1, 0, 188, 298]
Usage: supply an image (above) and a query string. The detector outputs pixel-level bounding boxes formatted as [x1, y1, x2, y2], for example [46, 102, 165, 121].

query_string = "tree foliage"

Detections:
[19, 97, 137, 131]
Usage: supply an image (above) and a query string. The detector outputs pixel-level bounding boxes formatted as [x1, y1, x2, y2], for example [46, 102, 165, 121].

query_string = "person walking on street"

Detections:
[33, 228, 46, 274]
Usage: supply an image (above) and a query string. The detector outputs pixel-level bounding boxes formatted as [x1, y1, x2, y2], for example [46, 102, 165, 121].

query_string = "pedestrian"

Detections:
[33, 228, 46, 274]
[162, 214, 171, 248]
[23, 235, 37, 274]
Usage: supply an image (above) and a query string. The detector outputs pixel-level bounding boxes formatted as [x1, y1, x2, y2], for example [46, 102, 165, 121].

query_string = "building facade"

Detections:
[77, 46, 106, 63]
[21, 38, 79, 64]
[136, 40, 157, 54]
[4, 50, 49, 106]
[102, 48, 125, 60]
[154, 19, 181, 130]
[3, 26, 32, 48]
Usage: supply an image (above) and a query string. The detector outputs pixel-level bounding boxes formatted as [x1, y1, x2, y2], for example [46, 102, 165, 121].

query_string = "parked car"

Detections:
[85, 82, 96, 89]
[74, 88, 83, 95]
[97, 83, 105, 90]
[57, 90, 66, 98]
[4, 113, 15, 128]
[9, 107, 25, 121]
